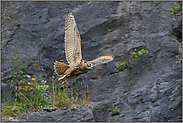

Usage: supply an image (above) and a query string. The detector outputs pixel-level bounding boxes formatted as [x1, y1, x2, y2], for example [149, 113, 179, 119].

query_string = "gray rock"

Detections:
[1, 83, 16, 107]
[11, 105, 94, 122]
[42, 107, 57, 112]
[1, 1, 182, 122]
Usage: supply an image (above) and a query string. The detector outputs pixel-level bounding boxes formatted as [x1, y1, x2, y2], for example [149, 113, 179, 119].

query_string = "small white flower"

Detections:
[27, 75, 31, 78]
[41, 80, 45, 83]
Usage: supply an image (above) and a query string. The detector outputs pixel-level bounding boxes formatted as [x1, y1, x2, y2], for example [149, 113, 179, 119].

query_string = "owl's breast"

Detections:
[69, 62, 90, 77]
[72, 65, 89, 76]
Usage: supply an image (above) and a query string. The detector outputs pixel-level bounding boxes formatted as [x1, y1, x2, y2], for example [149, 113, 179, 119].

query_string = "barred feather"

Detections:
[54, 61, 70, 75]
[65, 12, 82, 65]
[88, 55, 115, 66]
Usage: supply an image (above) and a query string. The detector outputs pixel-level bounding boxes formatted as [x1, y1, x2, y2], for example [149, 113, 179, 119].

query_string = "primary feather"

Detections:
[65, 12, 82, 65]
[88, 55, 114, 66]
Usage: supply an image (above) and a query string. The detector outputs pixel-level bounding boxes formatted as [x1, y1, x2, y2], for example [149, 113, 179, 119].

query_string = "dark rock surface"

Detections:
[11, 105, 94, 122]
[1, 83, 15, 107]
[1, 1, 182, 122]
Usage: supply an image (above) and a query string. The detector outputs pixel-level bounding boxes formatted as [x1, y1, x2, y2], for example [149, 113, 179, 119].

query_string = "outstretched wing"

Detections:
[88, 55, 114, 66]
[65, 12, 82, 65]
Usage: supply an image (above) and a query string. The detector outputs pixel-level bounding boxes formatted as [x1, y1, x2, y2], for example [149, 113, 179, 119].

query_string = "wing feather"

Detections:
[88, 55, 115, 66]
[65, 12, 82, 65]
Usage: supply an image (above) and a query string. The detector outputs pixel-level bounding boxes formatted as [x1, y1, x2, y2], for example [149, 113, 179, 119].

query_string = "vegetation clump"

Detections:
[171, 3, 182, 14]
[1, 2, 13, 22]
[1, 51, 90, 120]
[117, 61, 127, 71]
[178, 56, 182, 63]
[110, 106, 121, 116]
[130, 49, 149, 61]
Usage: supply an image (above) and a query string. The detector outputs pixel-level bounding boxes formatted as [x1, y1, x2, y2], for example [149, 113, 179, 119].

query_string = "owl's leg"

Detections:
[58, 75, 67, 81]
[58, 74, 69, 84]
[62, 78, 69, 85]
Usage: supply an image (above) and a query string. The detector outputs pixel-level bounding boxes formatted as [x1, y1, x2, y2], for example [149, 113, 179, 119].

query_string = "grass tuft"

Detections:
[1, 51, 90, 120]
[117, 61, 127, 71]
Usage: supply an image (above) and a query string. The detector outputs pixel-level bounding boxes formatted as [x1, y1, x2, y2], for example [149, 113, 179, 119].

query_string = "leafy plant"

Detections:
[157, 4, 161, 8]
[171, 4, 182, 14]
[130, 49, 149, 61]
[4, 16, 10, 20]
[110, 106, 121, 116]
[1, 2, 13, 24]
[2, 51, 51, 118]
[2, 51, 90, 120]
[7, 51, 30, 84]
[7, 11, 13, 13]
[178, 56, 182, 63]
[117, 61, 127, 71]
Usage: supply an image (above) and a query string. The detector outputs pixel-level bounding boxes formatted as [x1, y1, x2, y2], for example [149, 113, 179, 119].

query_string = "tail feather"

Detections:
[54, 61, 70, 75]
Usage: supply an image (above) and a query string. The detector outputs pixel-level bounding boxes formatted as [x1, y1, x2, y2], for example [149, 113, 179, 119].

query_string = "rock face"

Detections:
[12, 105, 94, 122]
[1, 1, 182, 122]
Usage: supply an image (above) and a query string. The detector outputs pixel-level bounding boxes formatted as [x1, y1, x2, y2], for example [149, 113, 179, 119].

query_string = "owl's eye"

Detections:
[86, 63, 93, 70]
[88, 63, 93, 68]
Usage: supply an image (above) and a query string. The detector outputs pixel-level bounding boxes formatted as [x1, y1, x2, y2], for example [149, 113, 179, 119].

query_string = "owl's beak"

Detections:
[90, 63, 93, 67]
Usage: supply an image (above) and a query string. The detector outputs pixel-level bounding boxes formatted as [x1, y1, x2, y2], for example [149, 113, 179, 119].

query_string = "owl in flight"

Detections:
[54, 12, 114, 85]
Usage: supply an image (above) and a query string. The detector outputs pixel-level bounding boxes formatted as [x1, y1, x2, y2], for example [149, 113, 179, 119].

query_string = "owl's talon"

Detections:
[62, 78, 68, 85]
[58, 75, 66, 81]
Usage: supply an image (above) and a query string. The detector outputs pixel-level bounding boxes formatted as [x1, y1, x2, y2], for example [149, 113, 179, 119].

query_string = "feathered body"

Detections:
[54, 12, 114, 85]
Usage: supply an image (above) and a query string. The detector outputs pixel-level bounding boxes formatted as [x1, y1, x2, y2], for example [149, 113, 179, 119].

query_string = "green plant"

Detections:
[49, 77, 90, 108]
[171, 4, 182, 14]
[4, 16, 10, 20]
[22, 80, 50, 110]
[1, 2, 14, 25]
[117, 61, 127, 71]
[157, 4, 161, 8]
[7, 51, 30, 84]
[1, 99, 24, 118]
[2, 51, 90, 120]
[130, 49, 149, 61]
[7, 10, 13, 13]
[178, 56, 182, 63]
[2, 51, 50, 119]
[110, 106, 121, 116]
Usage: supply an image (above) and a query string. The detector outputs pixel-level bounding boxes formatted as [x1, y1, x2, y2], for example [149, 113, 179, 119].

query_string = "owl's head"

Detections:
[87, 62, 93, 70]
[84, 61, 93, 70]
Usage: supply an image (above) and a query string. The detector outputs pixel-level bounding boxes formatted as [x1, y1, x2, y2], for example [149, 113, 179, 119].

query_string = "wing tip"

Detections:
[105, 54, 115, 61]
[109, 54, 115, 59]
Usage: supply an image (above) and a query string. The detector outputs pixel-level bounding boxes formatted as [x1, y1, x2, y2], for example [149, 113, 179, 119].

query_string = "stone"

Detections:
[11, 105, 94, 122]
[1, 1, 182, 122]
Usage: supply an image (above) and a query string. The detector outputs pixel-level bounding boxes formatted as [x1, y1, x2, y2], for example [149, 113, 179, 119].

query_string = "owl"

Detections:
[54, 12, 114, 85]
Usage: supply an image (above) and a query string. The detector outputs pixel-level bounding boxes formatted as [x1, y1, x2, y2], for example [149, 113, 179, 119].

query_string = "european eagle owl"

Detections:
[54, 12, 114, 85]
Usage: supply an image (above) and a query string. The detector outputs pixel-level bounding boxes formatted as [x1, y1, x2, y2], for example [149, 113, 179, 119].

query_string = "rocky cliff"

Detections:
[1, 1, 182, 122]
